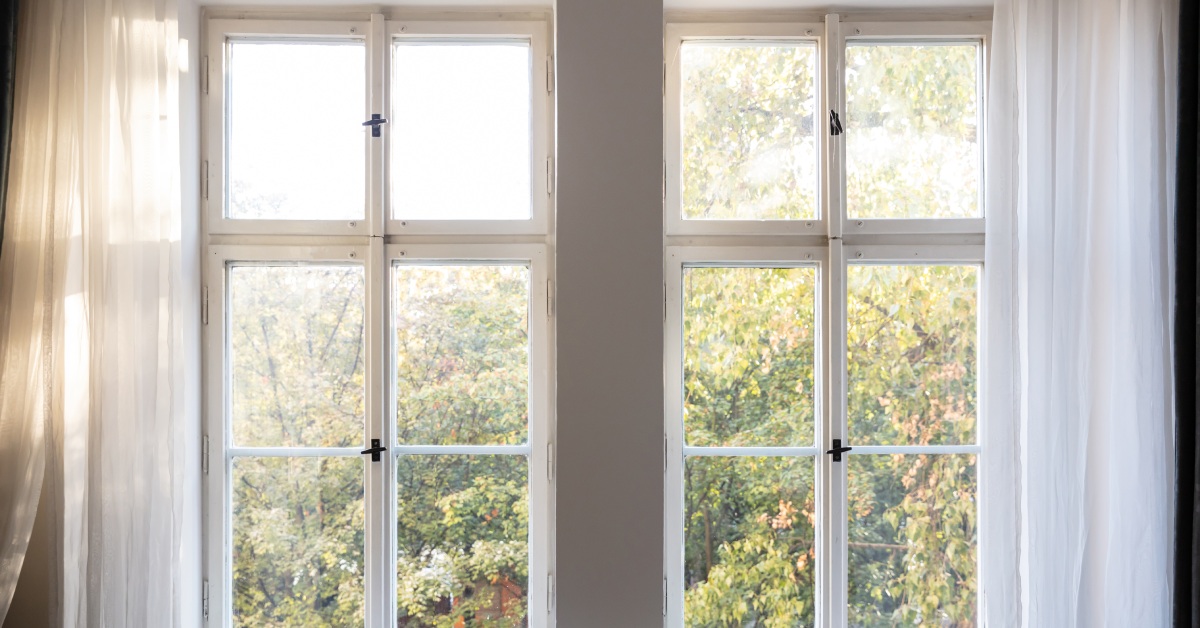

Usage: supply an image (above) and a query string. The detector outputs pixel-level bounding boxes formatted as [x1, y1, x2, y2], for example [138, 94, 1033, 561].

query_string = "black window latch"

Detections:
[830, 109, 844, 136]
[826, 438, 853, 462]
[362, 114, 388, 137]
[360, 438, 387, 462]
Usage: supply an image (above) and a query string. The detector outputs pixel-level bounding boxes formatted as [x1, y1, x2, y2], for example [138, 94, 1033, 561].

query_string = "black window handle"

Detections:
[826, 438, 853, 462]
[360, 438, 387, 462]
[362, 113, 388, 137]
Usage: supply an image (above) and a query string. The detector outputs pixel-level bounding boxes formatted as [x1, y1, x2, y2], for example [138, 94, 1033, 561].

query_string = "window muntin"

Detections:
[391, 41, 533, 221]
[680, 41, 819, 221]
[224, 259, 370, 625]
[227, 40, 367, 221]
[845, 43, 982, 219]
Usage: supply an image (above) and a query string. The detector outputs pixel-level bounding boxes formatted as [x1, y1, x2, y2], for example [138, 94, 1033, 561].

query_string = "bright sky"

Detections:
[228, 40, 532, 221]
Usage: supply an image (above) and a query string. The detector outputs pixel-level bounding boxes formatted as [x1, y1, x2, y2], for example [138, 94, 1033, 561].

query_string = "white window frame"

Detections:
[664, 16, 990, 628]
[202, 13, 555, 628]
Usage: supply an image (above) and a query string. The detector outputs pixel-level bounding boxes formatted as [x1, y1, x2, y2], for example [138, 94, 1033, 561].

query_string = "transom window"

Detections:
[664, 17, 988, 627]
[202, 14, 553, 628]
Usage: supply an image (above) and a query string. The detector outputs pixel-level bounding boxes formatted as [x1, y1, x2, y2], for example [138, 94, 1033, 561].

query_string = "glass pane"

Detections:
[681, 42, 819, 220]
[392, 42, 532, 220]
[684, 456, 815, 626]
[230, 265, 366, 448]
[233, 456, 364, 626]
[848, 454, 977, 627]
[847, 265, 978, 446]
[684, 267, 817, 447]
[228, 41, 365, 220]
[846, 44, 980, 219]
[397, 455, 529, 626]
[394, 264, 530, 446]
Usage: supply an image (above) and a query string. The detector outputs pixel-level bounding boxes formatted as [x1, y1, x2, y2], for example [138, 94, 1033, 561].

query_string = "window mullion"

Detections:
[365, 238, 391, 628]
[368, 14, 387, 238]
[820, 13, 848, 628]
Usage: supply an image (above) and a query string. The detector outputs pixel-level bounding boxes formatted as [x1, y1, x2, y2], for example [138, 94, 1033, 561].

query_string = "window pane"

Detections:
[681, 42, 818, 220]
[397, 455, 529, 626]
[230, 265, 366, 448]
[846, 44, 980, 219]
[684, 267, 817, 447]
[228, 42, 365, 220]
[394, 264, 529, 445]
[848, 454, 977, 627]
[847, 265, 977, 446]
[392, 42, 532, 220]
[684, 456, 815, 626]
[233, 456, 364, 626]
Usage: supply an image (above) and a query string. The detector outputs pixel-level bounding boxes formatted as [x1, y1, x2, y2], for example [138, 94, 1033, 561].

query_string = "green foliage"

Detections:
[684, 267, 817, 447]
[845, 44, 981, 219]
[682, 44, 818, 220]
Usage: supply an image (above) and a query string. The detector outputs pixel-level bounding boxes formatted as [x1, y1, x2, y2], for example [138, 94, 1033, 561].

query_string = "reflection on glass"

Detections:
[847, 265, 978, 446]
[846, 44, 980, 218]
[233, 456, 364, 626]
[230, 265, 365, 448]
[848, 454, 977, 627]
[684, 267, 816, 447]
[684, 456, 815, 626]
[681, 43, 818, 220]
[396, 455, 529, 627]
[393, 265, 530, 445]
[228, 42, 365, 220]
[392, 42, 532, 220]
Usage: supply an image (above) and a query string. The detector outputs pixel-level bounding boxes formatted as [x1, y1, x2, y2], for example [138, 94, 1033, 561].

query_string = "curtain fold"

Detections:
[1173, 0, 1199, 623]
[0, 0, 185, 625]
[987, 0, 1178, 625]
[0, 0, 15, 256]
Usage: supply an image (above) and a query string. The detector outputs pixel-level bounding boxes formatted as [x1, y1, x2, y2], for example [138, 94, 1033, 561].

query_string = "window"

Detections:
[665, 18, 988, 626]
[202, 15, 554, 627]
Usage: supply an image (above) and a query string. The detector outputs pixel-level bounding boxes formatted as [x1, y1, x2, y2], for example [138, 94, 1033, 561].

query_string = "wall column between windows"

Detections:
[553, 0, 665, 625]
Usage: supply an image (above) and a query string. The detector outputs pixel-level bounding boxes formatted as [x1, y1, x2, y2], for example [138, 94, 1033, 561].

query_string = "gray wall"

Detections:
[553, 0, 665, 625]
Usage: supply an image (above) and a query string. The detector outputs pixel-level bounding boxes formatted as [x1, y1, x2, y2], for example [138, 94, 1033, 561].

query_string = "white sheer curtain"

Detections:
[0, 0, 186, 625]
[984, 0, 1177, 625]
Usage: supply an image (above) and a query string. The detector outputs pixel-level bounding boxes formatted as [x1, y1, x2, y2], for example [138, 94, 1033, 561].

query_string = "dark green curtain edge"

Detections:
[0, 0, 16, 258]
[1175, 0, 1199, 626]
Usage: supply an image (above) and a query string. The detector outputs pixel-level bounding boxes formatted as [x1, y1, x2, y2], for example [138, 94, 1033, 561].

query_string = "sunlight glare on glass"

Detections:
[228, 41, 365, 220]
[392, 42, 532, 221]
[681, 42, 818, 221]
